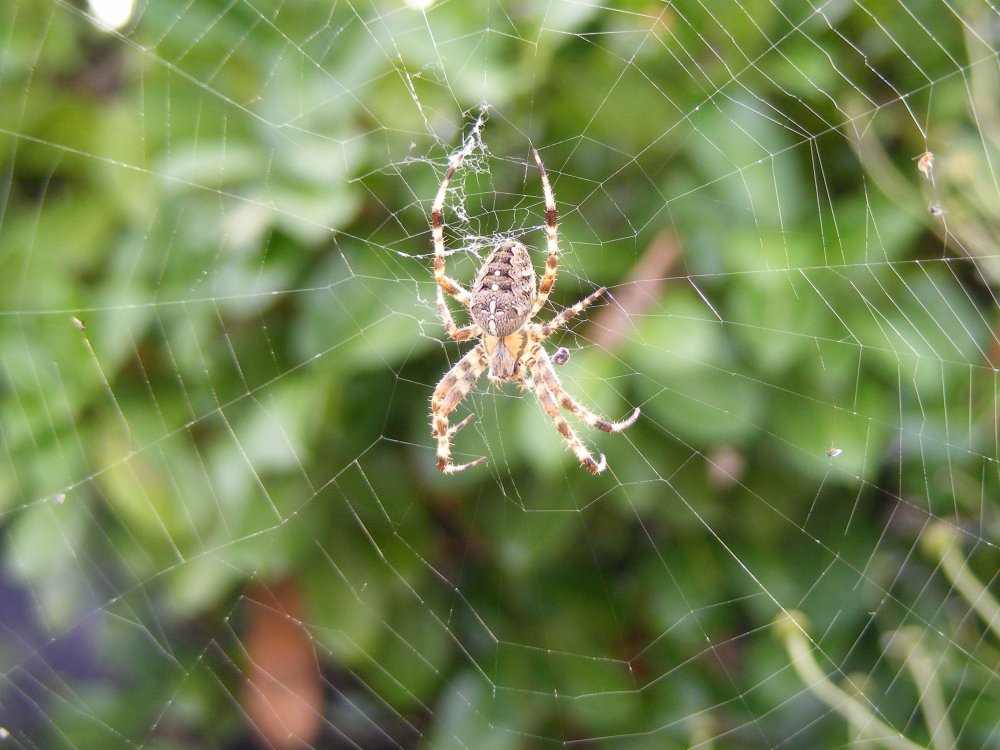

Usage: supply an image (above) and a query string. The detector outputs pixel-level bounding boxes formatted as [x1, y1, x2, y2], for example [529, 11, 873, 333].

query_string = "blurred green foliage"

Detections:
[1, 0, 999, 747]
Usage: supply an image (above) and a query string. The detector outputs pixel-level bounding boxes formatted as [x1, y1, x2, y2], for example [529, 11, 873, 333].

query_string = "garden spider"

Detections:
[429, 147, 639, 474]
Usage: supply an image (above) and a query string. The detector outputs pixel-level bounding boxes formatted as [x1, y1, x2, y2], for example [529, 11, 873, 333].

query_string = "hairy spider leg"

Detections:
[536, 287, 606, 339]
[437, 286, 481, 341]
[431, 152, 471, 306]
[430, 344, 489, 473]
[527, 356, 607, 474]
[531, 344, 640, 433]
[530, 148, 561, 317]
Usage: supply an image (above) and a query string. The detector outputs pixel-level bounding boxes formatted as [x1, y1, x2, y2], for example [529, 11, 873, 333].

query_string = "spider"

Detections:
[429, 147, 639, 474]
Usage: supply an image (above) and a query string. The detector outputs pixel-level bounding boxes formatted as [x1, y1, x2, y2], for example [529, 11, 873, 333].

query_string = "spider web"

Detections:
[2, 0, 1000, 747]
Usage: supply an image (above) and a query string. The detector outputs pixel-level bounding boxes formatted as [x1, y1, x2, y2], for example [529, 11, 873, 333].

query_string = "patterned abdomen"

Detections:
[469, 240, 536, 337]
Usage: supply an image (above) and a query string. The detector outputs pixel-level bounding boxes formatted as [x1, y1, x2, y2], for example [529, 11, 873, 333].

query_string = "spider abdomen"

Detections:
[469, 240, 536, 337]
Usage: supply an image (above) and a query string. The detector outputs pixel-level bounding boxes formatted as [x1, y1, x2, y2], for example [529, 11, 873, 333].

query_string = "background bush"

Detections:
[1, 1, 998, 747]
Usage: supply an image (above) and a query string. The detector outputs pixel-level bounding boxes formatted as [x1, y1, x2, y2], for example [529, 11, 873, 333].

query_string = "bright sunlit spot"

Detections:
[87, 0, 135, 31]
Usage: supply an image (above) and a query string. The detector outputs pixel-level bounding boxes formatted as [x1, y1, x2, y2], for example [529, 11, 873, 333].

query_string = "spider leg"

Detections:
[527, 344, 607, 474]
[431, 154, 471, 307]
[533, 346, 640, 433]
[530, 148, 560, 317]
[430, 344, 489, 473]
[512, 365, 535, 393]
[531, 377, 606, 474]
[437, 286, 481, 341]
[535, 287, 606, 340]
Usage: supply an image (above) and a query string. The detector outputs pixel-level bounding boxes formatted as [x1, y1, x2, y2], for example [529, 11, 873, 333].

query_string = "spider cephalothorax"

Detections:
[429, 147, 639, 474]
